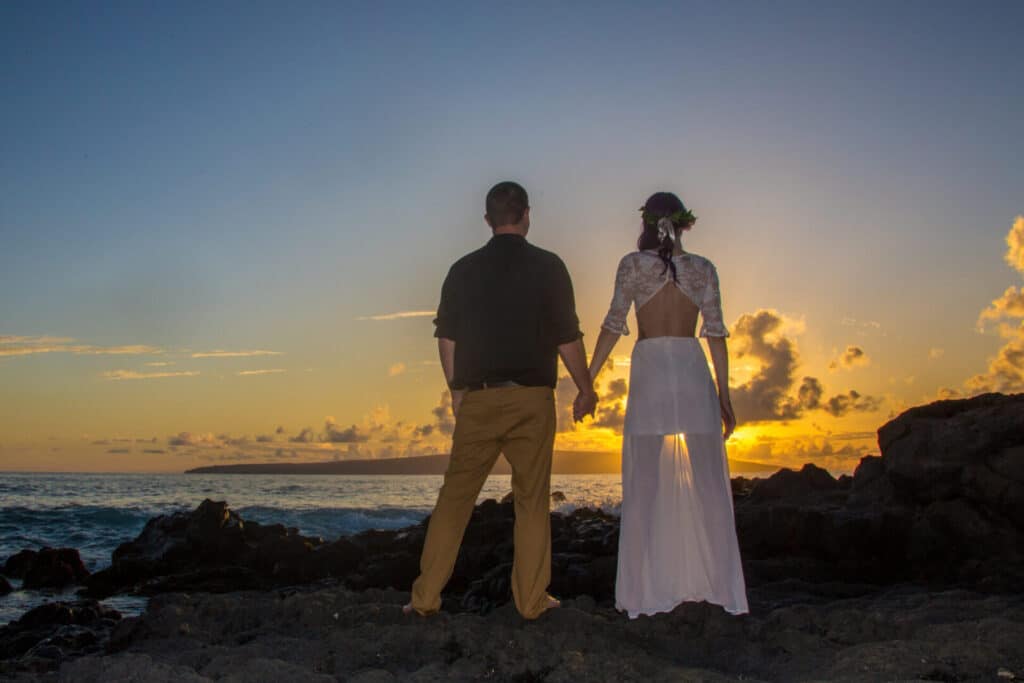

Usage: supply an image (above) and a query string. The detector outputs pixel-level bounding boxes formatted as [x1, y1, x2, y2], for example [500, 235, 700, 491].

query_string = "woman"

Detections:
[588, 191, 749, 617]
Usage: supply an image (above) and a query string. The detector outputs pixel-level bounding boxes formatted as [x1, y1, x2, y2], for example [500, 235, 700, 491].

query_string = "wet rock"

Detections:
[0, 576, 11, 595]
[19, 548, 90, 589]
[0, 599, 121, 674]
[2, 550, 38, 579]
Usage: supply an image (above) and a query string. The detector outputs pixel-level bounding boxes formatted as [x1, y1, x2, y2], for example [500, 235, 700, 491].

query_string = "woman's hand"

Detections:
[720, 397, 737, 440]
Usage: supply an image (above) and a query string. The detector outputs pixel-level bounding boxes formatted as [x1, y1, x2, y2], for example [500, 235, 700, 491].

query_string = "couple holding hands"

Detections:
[404, 181, 748, 620]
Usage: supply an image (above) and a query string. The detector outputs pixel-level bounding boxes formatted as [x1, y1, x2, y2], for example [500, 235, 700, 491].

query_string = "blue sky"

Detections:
[2, 1, 1022, 470]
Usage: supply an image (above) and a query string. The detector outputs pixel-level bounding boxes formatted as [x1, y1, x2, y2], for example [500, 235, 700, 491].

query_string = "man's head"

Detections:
[485, 181, 530, 234]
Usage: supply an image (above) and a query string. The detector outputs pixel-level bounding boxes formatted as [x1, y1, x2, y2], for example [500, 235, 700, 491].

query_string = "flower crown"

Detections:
[639, 206, 697, 227]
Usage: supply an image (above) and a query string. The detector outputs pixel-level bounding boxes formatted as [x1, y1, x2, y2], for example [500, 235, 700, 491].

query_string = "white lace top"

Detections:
[600, 250, 729, 338]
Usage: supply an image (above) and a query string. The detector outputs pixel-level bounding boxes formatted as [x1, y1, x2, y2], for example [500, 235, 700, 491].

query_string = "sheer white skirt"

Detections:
[616, 337, 749, 618]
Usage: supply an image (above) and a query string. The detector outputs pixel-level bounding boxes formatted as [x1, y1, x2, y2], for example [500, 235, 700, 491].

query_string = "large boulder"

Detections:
[735, 392, 1024, 589]
[877, 392, 1024, 516]
[1, 548, 90, 589]
[83, 498, 339, 597]
[2, 549, 39, 579]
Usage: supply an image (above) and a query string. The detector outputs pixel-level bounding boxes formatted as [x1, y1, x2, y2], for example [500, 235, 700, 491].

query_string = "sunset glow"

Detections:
[1, 3, 1021, 475]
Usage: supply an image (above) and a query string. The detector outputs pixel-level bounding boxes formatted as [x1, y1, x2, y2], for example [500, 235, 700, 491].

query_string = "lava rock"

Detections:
[11, 547, 91, 589]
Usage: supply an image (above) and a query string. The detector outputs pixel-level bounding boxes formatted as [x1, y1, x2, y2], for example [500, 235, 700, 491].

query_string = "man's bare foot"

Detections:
[402, 603, 435, 617]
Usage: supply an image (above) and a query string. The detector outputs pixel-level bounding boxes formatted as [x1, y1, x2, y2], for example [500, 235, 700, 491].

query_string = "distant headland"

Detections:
[184, 451, 780, 476]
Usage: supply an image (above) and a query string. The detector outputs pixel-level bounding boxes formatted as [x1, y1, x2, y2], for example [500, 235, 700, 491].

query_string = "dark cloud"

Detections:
[726, 310, 882, 422]
[604, 378, 628, 401]
[323, 419, 369, 443]
[829, 345, 869, 371]
[431, 391, 455, 436]
[797, 376, 823, 410]
[289, 427, 316, 443]
[256, 434, 275, 443]
[823, 390, 883, 417]
[730, 310, 803, 421]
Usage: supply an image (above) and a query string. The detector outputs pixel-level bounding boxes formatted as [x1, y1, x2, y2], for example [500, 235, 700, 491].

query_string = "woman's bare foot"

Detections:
[545, 594, 561, 610]
[402, 603, 435, 617]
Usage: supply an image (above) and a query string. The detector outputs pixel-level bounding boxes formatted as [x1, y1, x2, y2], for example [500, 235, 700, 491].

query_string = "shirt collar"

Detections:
[488, 233, 527, 247]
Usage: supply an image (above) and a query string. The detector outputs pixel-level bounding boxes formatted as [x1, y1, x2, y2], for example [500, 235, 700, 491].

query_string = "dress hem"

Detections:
[616, 596, 749, 619]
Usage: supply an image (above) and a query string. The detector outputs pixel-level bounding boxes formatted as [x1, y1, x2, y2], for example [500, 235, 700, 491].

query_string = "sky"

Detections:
[2, 1, 1022, 473]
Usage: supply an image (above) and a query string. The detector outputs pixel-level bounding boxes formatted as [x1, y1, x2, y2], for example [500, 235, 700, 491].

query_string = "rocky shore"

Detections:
[2, 392, 1022, 681]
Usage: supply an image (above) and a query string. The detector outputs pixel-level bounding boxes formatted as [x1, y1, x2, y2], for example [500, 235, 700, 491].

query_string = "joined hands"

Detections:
[573, 390, 598, 423]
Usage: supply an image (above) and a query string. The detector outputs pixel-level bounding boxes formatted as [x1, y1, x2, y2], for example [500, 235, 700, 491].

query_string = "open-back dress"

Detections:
[601, 249, 748, 617]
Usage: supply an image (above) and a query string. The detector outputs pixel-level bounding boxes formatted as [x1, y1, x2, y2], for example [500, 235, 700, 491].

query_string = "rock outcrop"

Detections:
[0, 548, 90, 589]
[0, 600, 121, 676]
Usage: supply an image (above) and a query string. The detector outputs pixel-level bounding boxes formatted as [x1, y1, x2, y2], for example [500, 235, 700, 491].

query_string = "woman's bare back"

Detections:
[635, 282, 700, 339]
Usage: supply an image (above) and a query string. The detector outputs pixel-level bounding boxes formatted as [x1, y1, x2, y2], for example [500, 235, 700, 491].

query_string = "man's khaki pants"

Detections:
[410, 385, 556, 619]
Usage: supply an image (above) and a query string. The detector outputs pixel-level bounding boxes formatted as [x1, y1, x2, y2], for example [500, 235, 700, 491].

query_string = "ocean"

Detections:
[0, 472, 622, 624]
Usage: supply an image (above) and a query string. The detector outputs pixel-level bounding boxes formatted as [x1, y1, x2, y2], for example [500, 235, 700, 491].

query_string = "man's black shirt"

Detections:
[433, 233, 582, 390]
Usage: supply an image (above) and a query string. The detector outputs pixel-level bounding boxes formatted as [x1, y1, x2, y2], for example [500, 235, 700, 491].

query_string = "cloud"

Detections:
[965, 322, 1024, 393]
[797, 376, 823, 410]
[145, 361, 174, 367]
[142, 449, 166, 454]
[977, 286, 1024, 327]
[255, 434, 276, 443]
[355, 310, 435, 321]
[431, 391, 456, 436]
[236, 369, 286, 376]
[104, 370, 200, 380]
[729, 310, 804, 421]
[822, 390, 884, 417]
[733, 434, 875, 473]
[289, 427, 317, 444]
[0, 336, 163, 358]
[388, 362, 407, 377]
[168, 432, 222, 447]
[727, 310, 881, 421]
[191, 350, 283, 358]
[963, 217, 1024, 395]
[929, 347, 945, 360]
[828, 345, 870, 371]
[1006, 215, 1024, 274]
[323, 418, 370, 443]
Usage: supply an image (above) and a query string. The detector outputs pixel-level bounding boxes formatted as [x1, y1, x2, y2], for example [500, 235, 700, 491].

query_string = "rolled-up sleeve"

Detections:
[548, 257, 583, 345]
[432, 267, 459, 340]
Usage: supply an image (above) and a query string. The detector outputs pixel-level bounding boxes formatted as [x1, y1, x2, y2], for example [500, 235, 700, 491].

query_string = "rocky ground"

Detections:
[1, 392, 1022, 681]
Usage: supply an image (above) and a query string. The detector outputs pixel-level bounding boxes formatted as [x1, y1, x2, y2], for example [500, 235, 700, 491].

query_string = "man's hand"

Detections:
[573, 390, 597, 422]
[451, 389, 466, 419]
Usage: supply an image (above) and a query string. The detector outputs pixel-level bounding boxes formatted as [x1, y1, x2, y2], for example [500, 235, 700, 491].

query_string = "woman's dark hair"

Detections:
[636, 192, 694, 282]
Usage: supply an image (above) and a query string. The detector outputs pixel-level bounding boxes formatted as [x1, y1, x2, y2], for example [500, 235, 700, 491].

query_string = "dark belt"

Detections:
[464, 380, 522, 391]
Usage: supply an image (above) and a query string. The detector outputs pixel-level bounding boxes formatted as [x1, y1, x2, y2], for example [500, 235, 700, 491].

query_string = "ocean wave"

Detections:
[234, 505, 431, 540]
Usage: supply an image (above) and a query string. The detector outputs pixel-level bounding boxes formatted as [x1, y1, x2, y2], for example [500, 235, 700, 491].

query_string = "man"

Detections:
[404, 181, 598, 620]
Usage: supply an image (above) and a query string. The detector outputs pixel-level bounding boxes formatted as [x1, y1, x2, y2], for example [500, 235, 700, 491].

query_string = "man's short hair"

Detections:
[485, 181, 529, 228]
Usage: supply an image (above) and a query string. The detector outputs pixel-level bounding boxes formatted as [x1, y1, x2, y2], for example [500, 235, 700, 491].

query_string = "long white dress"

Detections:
[602, 249, 749, 617]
